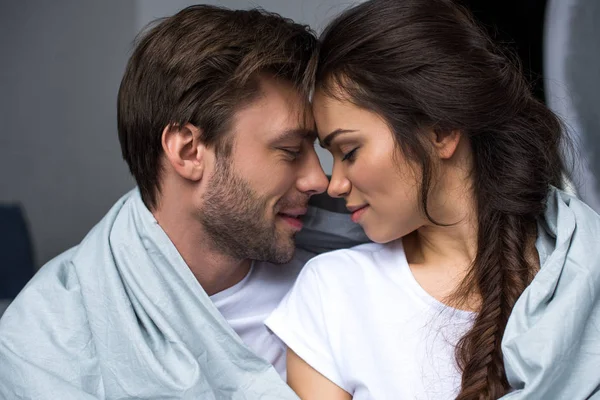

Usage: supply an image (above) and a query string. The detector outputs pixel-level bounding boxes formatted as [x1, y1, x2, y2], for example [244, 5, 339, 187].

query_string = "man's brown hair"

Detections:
[117, 5, 318, 209]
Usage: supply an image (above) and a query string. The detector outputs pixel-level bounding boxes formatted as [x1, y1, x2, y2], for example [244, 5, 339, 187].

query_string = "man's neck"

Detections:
[152, 203, 251, 297]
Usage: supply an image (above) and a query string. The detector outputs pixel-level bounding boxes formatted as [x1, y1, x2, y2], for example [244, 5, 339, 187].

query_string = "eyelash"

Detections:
[342, 147, 358, 162]
[282, 149, 302, 160]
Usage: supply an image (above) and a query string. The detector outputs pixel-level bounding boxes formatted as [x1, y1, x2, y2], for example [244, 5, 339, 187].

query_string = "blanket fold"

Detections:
[501, 187, 600, 399]
[0, 189, 298, 399]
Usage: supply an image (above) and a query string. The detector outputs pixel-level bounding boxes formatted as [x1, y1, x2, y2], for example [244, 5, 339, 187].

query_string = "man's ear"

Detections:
[429, 128, 461, 160]
[161, 123, 205, 181]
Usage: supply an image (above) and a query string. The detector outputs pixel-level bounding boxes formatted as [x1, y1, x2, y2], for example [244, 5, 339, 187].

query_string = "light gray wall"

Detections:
[0, 0, 137, 267]
[0, 0, 357, 267]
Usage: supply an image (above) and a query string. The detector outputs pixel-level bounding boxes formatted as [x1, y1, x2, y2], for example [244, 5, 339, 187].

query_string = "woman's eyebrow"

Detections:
[319, 129, 357, 148]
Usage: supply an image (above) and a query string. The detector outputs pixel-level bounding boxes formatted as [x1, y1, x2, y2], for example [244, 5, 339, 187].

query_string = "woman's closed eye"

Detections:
[341, 147, 359, 162]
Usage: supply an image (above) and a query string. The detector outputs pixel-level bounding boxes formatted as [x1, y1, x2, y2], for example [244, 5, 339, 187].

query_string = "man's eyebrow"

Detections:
[272, 128, 317, 143]
[320, 129, 357, 148]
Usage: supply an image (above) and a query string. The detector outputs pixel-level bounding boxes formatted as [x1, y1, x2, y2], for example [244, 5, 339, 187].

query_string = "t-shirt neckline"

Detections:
[209, 260, 255, 302]
[391, 240, 475, 320]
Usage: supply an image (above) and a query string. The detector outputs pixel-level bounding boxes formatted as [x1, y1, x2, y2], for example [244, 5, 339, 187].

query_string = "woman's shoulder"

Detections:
[301, 240, 404, 280]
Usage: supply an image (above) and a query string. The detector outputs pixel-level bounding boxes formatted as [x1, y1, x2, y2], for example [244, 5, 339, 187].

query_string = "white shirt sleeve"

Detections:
[265, 260, 350, 393]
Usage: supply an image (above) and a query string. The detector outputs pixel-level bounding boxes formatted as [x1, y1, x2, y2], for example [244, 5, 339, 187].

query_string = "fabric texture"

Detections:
[0, 189, 299, 399]
[500, 187, 600, 399]
[266, 240, 474, 400]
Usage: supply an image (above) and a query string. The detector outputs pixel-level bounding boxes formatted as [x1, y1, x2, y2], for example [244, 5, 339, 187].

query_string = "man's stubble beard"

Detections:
[199, 157, 297, 264]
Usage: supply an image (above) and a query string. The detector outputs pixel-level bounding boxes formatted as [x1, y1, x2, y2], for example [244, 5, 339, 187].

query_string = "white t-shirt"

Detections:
[210, 249, 311, 379]
[265, 240, 475, 400]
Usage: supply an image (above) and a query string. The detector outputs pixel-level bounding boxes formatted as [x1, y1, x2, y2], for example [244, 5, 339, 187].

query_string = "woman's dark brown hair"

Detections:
[315, 0, 566, 398]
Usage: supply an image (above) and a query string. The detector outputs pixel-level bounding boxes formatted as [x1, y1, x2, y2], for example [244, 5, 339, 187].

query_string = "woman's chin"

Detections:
[363, 227, 402, 245]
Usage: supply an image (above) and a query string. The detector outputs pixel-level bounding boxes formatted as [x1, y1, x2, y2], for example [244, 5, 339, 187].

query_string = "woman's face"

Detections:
[313, 90, 427, 243]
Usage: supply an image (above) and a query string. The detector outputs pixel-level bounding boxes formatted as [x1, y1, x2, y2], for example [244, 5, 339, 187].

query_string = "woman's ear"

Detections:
[429, 128, 461, 160]
[161, 123, 205, 181]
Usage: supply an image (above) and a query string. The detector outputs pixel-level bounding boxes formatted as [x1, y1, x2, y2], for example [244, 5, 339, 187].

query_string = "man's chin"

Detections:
[267, 236, 296, 264]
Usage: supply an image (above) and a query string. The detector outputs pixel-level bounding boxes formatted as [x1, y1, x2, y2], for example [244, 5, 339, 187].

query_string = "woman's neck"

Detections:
[402, 181, 480, 311]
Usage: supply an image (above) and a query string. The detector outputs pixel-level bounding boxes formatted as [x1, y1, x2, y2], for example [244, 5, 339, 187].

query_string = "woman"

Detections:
[266, 0, 600, 399]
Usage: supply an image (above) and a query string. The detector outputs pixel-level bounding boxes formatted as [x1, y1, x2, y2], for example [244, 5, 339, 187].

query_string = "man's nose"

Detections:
[297, 147, 328, 196]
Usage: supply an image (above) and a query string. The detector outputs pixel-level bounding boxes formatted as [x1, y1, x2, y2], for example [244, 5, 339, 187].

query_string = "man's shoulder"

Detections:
[0, 245, 95, 370]
[0, 189, 139, 330]
[2, 246, 83, 322]
[22, 246, 80, 293]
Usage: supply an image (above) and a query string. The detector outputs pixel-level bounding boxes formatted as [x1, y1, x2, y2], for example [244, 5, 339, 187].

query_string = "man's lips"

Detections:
[277, 208, 308, 231]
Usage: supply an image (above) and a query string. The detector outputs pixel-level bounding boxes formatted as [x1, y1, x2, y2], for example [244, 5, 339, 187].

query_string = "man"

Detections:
[0, 5, 333, 399]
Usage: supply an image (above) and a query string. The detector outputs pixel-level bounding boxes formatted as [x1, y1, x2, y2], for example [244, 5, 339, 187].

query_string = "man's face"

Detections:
[199, 77, 328, 263]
